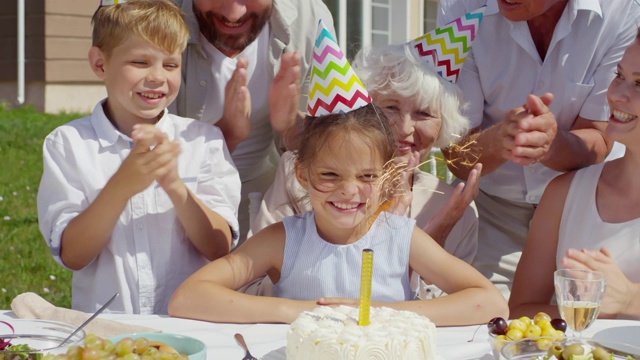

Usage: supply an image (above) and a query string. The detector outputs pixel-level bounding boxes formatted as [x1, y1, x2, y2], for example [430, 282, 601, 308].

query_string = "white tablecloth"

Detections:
[1, 311, 637, 359]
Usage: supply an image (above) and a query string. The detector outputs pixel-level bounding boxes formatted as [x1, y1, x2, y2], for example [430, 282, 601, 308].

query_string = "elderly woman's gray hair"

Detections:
[352, 44, 469, 149]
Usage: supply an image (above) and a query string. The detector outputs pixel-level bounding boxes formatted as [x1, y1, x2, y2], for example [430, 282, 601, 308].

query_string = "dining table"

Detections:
[1, 310, 638, 359]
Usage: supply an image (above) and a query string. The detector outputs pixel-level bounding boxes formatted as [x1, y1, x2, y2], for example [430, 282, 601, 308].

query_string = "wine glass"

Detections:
[554, 269, 606, 337]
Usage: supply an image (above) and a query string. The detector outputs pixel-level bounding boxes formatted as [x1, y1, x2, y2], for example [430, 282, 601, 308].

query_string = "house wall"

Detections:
[0, 0, 100, 113]
[0, 0, 441, 114]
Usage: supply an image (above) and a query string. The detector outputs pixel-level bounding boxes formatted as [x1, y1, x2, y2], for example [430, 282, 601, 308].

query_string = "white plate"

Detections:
[261, 346, 286, 360]
[593, 326, 640, 354]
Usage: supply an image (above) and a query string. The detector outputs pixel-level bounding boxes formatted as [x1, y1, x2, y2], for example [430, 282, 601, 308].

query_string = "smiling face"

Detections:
[193, 0, 272, 57]
[606, 40, 640, 147]
[375, 93, 442, 164]
[89, 36, 182, 133]
[497, 0, 567, 22]
[296, 134, 385, 243]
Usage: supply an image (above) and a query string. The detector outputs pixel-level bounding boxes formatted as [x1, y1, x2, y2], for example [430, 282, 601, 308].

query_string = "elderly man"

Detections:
[437, 0, 640, 298]
[171, 0, 335, 243]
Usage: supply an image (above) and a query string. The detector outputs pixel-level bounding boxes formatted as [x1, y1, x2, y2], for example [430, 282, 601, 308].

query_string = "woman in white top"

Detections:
[509, 32, 640, 320]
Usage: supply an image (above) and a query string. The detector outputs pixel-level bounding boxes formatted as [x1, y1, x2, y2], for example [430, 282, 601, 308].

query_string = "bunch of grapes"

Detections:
[488, 312, 567, 352]
[41, 334, 187, 360]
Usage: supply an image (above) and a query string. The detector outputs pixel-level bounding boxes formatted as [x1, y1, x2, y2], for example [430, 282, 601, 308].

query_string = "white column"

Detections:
[362, 0, 372, 49]
[338, 0, 347, 50]
[17, 0, 25, 105]
[389, 0, 410, 43]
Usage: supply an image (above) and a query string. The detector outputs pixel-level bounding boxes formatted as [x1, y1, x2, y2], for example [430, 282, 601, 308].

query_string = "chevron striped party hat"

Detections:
[408, 6, 485, 83]
[307, 19, 371, 117]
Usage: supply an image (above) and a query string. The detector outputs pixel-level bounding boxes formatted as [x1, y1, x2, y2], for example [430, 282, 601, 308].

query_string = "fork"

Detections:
[234, 333, 258, 360]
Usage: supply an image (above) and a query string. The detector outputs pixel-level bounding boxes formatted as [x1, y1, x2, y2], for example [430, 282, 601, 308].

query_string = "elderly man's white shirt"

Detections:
[437, 0, 639, 203]
[37, 101, 240, 314]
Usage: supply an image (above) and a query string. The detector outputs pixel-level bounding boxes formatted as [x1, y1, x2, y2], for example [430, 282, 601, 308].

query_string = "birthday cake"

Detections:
[286, 305, 436, 360]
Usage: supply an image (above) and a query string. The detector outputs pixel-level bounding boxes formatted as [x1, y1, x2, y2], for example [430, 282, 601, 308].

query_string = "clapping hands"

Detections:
[219, 57, 251, 153]
[114, 124, 181, 198]
[500, 93, 557, 166]
[269, 51, 302, 135]
[217, 52, 302, 152]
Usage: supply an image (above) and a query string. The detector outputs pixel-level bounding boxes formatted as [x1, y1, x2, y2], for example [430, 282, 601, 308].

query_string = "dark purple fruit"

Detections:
[550, 318, 567, 332]
[488, 317, 508, 335]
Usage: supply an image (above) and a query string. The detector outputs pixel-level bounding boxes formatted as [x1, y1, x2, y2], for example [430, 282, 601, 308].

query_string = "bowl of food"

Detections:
[109, 333, 206, 360]
[0, 319, 85, 359]
[487, 313, 567, 360]
[500, 336, 640, 359]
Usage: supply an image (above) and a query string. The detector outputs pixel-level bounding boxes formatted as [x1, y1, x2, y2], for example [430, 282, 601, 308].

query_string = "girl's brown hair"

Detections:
[293, 103, 400, 205]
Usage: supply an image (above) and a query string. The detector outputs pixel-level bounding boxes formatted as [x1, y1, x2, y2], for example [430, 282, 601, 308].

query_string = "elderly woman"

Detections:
[246, 43, 481, 298]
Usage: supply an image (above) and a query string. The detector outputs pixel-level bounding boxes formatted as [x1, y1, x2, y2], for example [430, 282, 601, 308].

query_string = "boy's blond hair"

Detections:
[92, 0, 189, 57]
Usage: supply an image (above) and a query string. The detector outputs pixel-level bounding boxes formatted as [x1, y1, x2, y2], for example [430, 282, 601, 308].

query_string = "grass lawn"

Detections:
[0, 104, 80, 309]
[0, 103, 452, 311]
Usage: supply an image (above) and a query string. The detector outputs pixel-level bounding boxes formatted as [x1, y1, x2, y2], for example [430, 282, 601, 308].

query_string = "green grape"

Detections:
[83, 335, 98, 348]
[114, 338, 135, 358]
[102, 340, 114, 355]
[41, 355, 56, 360]
[121, 353, 140, 360]
[158, 352, 175, 360]
[82, 347, 100, 360]
[85, 337, 104, 351]
[133, 338, 149, 355]
[142, 347, 158, 358]
[66, 345, 84, 360]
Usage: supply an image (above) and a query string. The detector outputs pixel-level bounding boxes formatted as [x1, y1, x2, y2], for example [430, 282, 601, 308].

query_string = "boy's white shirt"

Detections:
[37, 100, 241, 314]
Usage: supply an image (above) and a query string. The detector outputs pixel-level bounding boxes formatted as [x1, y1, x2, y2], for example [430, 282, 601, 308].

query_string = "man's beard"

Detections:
[194, 3, 272, 55]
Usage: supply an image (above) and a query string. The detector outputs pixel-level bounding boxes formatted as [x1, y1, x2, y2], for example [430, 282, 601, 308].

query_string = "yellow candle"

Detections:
[358, 248, 374, 326]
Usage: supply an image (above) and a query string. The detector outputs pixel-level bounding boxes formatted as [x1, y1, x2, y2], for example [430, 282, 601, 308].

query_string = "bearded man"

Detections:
[171, 0, 335, 244]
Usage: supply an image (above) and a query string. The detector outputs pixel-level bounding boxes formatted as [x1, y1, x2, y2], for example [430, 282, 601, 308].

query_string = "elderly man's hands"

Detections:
[500, 93, 557, 166]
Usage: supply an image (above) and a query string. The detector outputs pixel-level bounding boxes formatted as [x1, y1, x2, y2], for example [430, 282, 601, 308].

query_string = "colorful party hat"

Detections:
[101, 0, 125, 5]
[408, 6, 485, 83]
[307, 19, 370, 117]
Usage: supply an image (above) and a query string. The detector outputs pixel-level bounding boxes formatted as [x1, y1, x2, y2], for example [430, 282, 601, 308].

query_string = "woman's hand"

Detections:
[561, 248, 635, 317]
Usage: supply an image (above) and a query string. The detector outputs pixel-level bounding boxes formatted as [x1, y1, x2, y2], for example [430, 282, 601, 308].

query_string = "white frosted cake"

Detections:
[286, 305, 436, 360]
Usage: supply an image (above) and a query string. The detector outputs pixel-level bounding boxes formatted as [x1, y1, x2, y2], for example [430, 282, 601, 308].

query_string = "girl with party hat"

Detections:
[168, 20, 507, 325]
[249, 7, 485, 298]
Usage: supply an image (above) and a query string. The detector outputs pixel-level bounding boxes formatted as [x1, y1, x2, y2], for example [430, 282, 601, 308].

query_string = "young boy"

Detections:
[37, 0, 241, 315]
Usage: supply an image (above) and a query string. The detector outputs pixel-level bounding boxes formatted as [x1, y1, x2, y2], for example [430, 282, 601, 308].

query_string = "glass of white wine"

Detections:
[554, 269, 606, 337]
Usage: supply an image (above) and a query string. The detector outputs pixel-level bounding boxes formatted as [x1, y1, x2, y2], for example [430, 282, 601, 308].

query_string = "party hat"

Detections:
[101, 0, 125, 5]
[307, 19, 370, 117]
[408, 6, 485, 83]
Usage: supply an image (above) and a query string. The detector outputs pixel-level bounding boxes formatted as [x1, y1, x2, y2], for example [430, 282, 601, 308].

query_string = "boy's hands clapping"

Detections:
[112, 124, 181, 198]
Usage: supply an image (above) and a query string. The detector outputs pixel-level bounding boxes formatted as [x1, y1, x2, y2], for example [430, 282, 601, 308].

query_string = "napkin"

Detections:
[10, 292, 159, 338]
